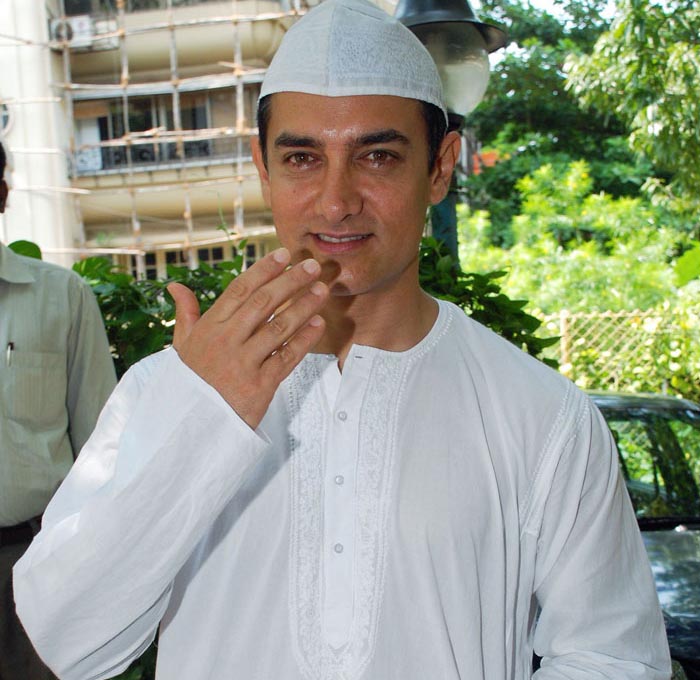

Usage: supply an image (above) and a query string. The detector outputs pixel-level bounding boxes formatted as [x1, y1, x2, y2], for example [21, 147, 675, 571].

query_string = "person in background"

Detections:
[14, 1, 670, 678]
[0, 139, 116, 680]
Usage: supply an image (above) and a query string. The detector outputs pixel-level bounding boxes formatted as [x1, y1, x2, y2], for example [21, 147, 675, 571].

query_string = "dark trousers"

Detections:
[0, 540, 57, 680]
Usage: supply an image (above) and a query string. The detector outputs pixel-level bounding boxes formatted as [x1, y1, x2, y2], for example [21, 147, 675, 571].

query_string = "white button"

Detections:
[334, 475, 345, 485]
[334, 543, 344, 554]
[327, 354, 335, 361]
[337, 411, 348, 421]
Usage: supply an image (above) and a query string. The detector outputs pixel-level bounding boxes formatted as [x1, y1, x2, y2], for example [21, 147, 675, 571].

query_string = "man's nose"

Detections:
[315, 163, 362, 223]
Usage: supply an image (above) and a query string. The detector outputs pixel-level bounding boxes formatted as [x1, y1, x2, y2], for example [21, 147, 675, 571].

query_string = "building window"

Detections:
[245, 242, 265, 270]
[197, 245, 226, 266]
[74, 94, 212, 173]
[130, 252, 157, 280]
[65, 0, 115, 15]
[165, 250, 189, 269]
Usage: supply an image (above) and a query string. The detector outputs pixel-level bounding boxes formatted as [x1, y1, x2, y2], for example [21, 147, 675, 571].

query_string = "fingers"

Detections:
[207, 247, 292, 322]
[206, 250, 325, 346]
[250, 279, 329, 364]
[167, 282, 201, 349]
[261, 313, 326, 384]
[166, 247, 329, 431]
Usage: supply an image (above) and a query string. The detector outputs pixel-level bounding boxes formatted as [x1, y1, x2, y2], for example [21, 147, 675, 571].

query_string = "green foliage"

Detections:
[419, 237, 558, 365]
[561, 305, 700, 404]
[463, 0, 648, 247]
[675, 243, 700, 287]
[112, 643, 157, 680]
[479, 0, 611, 50]
[460, 159, 681, 314]
[8, 240, 42, 259]
[565, 0, 700, 218]
[72, 247, 245, 377]
[73, 257, 171, 377]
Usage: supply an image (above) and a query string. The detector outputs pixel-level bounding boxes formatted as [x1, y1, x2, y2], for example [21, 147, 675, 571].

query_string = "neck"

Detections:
[314, 285, 438, 369]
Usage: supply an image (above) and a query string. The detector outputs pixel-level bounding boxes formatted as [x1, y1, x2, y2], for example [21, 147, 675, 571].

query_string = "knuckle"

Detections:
[276, 342, 297, 366]
[250, 287, 272, 310]
[267, 315, 288, 337]
[226, 277, 249, 301]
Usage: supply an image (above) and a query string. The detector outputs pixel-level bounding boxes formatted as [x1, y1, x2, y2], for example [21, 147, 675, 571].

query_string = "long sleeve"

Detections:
[13, 349, 269, 680]
[65, 278, 116, 456]
[531, 396, 671, 678]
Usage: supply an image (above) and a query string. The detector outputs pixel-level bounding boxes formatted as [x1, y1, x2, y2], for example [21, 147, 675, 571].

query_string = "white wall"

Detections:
[0, 0, 76, 267]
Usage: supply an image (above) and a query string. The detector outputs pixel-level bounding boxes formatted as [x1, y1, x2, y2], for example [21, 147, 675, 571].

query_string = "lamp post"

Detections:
[395, 0, 506, 260]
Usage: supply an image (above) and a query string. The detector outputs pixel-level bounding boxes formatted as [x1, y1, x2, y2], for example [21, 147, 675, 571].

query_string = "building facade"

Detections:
[0, 0, 317, 274]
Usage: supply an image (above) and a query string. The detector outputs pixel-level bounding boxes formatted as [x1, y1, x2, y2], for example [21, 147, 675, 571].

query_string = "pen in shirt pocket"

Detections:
[6, 342, 14, 367]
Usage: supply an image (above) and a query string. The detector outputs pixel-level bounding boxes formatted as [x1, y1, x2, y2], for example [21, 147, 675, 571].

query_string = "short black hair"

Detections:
[256, 95, 447, 172]
[0, 141, 5, 182]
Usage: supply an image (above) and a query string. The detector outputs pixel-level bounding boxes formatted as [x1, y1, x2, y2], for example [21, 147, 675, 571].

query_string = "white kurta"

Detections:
[14, 300, 670, 680]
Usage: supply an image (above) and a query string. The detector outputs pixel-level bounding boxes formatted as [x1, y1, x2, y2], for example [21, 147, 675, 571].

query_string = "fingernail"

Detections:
[310, 281, 326, 296]
[302, 259, 320, 274]
[309, 315, 324, 327]
[272, 248, 290, 264]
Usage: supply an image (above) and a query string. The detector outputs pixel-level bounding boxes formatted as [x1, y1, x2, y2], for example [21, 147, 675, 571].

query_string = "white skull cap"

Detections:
[260, 0, 447, 121]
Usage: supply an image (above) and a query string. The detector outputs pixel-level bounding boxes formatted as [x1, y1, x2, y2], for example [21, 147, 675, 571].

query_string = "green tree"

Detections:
[565, 0, 700, 281]
[465, 0, 645, 245]
[459, 159, 680, 313]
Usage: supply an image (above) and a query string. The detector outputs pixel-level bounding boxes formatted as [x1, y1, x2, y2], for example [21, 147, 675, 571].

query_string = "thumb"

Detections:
[167, 282, 200, 349]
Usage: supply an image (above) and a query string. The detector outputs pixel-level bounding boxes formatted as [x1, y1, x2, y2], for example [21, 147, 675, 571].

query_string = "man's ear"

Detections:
[251, 137, 271, 208]
[429, 131, 461, 206]
[0, 179, 7, 214]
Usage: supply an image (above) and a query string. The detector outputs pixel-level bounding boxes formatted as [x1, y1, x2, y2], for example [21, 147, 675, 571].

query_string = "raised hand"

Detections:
[167, 248, 328, 429]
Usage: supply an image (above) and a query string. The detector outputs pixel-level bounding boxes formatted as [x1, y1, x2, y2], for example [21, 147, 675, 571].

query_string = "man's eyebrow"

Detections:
[273, 129, 411, 150]
[273, 133, 320, 149]
[356, 129, 411, 147]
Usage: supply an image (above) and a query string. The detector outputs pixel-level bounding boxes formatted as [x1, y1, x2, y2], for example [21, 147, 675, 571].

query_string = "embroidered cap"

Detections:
[259, 0, 448, 121]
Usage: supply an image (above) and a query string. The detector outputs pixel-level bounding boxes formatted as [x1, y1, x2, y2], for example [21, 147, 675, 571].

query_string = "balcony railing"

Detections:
[65, 1, 222, 16]
[72, 132, 253, 176]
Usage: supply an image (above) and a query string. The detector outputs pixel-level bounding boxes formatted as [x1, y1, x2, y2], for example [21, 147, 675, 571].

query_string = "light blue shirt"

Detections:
[0, 244, 116, 525]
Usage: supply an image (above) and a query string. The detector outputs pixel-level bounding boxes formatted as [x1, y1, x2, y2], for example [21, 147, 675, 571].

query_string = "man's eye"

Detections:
[365, 150, 395, 165]
[286, 152, 315, 167]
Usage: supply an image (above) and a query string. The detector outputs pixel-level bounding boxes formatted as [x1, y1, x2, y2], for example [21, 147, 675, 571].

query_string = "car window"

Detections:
[604, 408, 700, 519]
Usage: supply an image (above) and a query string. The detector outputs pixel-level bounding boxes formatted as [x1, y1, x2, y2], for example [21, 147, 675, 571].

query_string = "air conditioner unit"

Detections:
[50, 15, 93, 50]
[92, 19, 119, 51]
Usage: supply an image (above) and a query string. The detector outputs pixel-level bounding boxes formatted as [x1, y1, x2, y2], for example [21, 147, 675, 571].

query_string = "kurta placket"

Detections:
[319, 351, 372, 648]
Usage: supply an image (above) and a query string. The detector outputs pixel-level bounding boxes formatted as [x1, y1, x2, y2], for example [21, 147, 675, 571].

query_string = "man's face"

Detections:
[252, 93, 456, 299]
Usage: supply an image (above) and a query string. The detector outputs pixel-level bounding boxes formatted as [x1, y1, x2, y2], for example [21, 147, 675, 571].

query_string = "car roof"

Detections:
[587, 390, 700, 414]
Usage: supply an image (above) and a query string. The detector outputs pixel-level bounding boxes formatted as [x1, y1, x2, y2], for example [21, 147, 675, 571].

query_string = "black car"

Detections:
[589, 391, 700, 679]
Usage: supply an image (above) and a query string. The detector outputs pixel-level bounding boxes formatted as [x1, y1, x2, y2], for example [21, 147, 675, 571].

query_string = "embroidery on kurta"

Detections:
[286, 308, 453, 680]
[287, 353, 404, 680]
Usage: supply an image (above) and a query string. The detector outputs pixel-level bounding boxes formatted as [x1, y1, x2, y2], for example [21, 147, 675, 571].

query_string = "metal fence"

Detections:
[538, 307, 700, 400]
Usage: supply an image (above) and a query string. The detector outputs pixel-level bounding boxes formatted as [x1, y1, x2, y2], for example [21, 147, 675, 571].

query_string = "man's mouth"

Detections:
[315, 234, 370, 244]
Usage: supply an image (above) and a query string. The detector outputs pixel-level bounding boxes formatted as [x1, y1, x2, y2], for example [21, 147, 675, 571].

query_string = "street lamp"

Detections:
[395, 0, 506, 259]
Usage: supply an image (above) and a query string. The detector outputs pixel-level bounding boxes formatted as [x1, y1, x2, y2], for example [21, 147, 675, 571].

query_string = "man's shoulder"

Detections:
[437, 298, 582, 414]
[0, 246, 87, 288]
[439, 299, 557, 376]
[21, 255, 86, 286]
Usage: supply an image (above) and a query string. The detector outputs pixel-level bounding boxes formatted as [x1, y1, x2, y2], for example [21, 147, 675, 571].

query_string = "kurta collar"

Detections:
[0, 243, 37, 284]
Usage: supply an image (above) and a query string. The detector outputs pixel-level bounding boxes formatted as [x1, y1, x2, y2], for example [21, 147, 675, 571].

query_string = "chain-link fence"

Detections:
[539, 307, 700, 401]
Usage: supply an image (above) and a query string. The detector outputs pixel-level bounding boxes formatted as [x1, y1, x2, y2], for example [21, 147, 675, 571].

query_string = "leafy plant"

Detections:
[8, 240, 42, 259]
[419, 237, 558, 366]
[72, 247, 245, 377]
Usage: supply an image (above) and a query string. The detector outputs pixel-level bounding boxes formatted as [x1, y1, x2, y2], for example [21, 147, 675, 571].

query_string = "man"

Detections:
[14, 1, 670, 678]
[0, 140, 116, 680]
